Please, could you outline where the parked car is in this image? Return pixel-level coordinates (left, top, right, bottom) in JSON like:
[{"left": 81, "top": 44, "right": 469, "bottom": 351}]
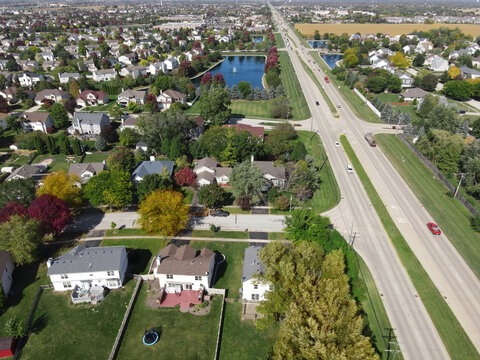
[
  {"left": 346, "top": 164, "right": 354, "bottom": 174},
  {"left": 210, "top": 210, "right": 230, "bottom": 217},
  {"left": 335, "top": 141, "right": 340, "bottom": 147},
  {"left": 427, "top": 222, "right": 441, "bottom": 235},
  {"left": 315, "top": 101, "right": 319, "bottom": 105},
  {"left": 459, "top": 110, "right": 466, "bottom": 114}
]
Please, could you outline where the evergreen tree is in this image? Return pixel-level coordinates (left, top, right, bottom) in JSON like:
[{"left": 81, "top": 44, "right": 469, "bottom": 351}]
[
  {"left": 268, "top": 86, "right": 276, "bottom": 99},
  {"left": 275, "top": 85, "right": 285, "bottom": 97},
  {"left": 229, "top": 85, "right": 240, "bottom": 100},
  {"left": 71, "top": 138, "right": 82, "bottom": 156},
  {"left": 261, "top": 88, "right": 269, "bottom": 100},
  {"left": 45, "top": 136, "right": 56, "bottom": 154},
  {"left": 253, "top": 87, "right": 262, "bottom": 101},
  {"left": 60, "top": 137, "right": 71, "bottom": 155},
  {"left": 169, "top": 139, "right": 181, "bottom": 159},
  {"left": 161, "top": 138, "right": 171, "bottom": 156},
  {"left": 34, "top": 135, "right": 44, "bottom": 154},
  {"left": 381, "top": 103, "right": 394, "bottom": 123},
  {"left": 95, "top": 136, "right": 107, "bottom": 151}
]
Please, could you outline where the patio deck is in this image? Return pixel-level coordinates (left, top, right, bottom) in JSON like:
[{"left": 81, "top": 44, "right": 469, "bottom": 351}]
[{"left": 159, "top": 290, "right": 203, "bottom": 310}]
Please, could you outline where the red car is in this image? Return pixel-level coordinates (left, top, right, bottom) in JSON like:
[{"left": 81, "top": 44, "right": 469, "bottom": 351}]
[{"left": 427, "top": 222, "right": 441, "bottom": 235}]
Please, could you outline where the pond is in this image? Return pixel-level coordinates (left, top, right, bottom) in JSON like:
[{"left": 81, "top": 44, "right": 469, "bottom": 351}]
[
  {"left": 321, "top": 54, "right": 342, "bottom": 69},
  {"left": 193, "top": 55, "right": 265, "bottom": 89},
  {"left": 308, "top": 40, "right": 327, "bottom": 49},
  {"left": 253, "top": 36, "right": 264, "bottom": 43}
]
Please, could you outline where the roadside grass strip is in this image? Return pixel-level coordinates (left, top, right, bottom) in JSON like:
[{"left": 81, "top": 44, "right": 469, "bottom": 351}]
[{"left": 340, "top": 135, "right": 479, "bottom": 360}]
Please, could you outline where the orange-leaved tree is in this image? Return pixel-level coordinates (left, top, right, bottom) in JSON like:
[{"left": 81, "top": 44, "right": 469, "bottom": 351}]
[{"left": 138, "top": 189, "right": 189, "bottom": 236}]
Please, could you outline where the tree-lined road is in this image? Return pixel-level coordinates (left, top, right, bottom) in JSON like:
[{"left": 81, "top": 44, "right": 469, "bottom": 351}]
[{"left": 270, "top": 6, "right": 480, "bottom": 359}]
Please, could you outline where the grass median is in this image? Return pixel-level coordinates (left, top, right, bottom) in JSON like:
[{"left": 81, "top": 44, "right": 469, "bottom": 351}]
[
  {"left": 340, "top": 134, "right": 479, "bottom": 360},
  {"left": 375, "top": 134, "right": 480, "bottom": 278},
  {"left": 310, "top": 51, "right": 381, "bottom": 123},
  {"left": 274, "top": 32, "right": 285, "bottom": 48},
  {"left": 297, "top": 53, "right": 337, "bottom": 114}
]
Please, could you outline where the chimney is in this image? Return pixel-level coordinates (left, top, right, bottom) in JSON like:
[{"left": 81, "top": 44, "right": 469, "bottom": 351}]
[
  {"left": 46, "top": 258, "right": 53, "bottom": 268},
  {"left": 251, "top": 154, "right": 254, "bottom": 162},
  {"left": 150, "top": 155, "right": 155, "bottom": 161}
]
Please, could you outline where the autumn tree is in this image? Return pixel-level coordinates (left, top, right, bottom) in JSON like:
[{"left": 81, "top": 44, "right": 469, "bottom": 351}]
[
  {"left": 174, "top": 167, "right": 196, "bottom": 187},
  {"left": 0, "top": 178, "right": 36, "bottom": 208},
  {"left": 106, "top": 147, "right": 136, "bottom": 173},
  {"left": 197, "top": 183, "right": 226, "bottom": 209},
  {"left": 138, "top": 189, "right": 189, "bottom": 236},
  {"left": 0, "top": 202, "right": 27, "bottom": 223},
  {"left": 230, "top": 161, "right": 267, "bottom": 205},
  {"left": 28, "top": 194, "right": 71, "bottom": 233},
  {"left": 0, "top": 215, "right": 42, "bottom": 265},
  {"left": 389, "top": 51, "right": 411, "bottom": 69},
  {"left": 448, "top": 66, "right": 461, "bottom": 80},
  {"left": 36, "top": 171, "right": 83, "bottom": 208}
]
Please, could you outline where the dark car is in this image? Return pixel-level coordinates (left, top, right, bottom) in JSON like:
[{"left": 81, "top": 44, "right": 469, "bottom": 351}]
[
  {"left": 459, "top": 110, "right": 466, "bottom": 114},
  {"left": 210, "top": 210, "right": 230, "bottom": 217},
  {"left": 427, "top": 222, "right": 441, "bottom": 235},
  {"left": 315, "top": 101, "right": 319, "bottom": 105}
]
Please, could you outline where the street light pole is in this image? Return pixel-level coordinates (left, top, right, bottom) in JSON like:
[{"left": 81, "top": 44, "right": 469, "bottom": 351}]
[{"left": 454, "top": 173, "right": 466, "bottom": 199}]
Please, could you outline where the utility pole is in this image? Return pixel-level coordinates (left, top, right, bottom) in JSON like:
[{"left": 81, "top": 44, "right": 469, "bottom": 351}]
[
  {"left": 454, "top": 173, "right": 466, "bottom": 199},
  {"left": 386, "top": 341, "right": 401, "bottom": 360}
]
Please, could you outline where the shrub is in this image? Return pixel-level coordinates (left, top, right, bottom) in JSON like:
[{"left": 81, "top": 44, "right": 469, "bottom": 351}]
[{"left": 274, "top": 195, "right": 289, "bottom": 211}]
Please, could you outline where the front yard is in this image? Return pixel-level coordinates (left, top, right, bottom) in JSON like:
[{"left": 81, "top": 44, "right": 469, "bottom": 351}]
[{"left": 116, "top": 283, "right": 222, "bottom": 360}]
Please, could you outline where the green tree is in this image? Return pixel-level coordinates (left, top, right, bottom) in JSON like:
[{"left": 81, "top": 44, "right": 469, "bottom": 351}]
[
  {"left": 136, "top": 173, "right": 173, "bottom": 202},
  {"left": 71, "top": 138, "right": 82, "bottom": 155},
  {"left": 197, "top": 183, "right": 226, "bottom": 209},
  {"left": 95, "top": 136, "right": 107, "bottom": 151},
  {"left": 49, "top": 102, "right": 69, "bottom": 129},
  {"left": 83, "top": 170, "right": 133, "bottom": 208},
  {"left": 34, "top": 135, "right": 45, "bottom": 154},
  {"left": 417, "top": 93, "right": 439, "bottom": 119},
  {"left": 45, "top": 136, "right": 56, "bottom": 154},
  {"left": 443, "top": 80, "right": 472, "bottom": 101},
  {"left": 237, "top": 81, "right": 252, "bottom": 98},
  {"left": 60, "top": 136, "right": 71, "bottom": 155},
  {"left": 285, "top": 208, "right": 330, "bottom": 243},
  {"left": 0, "top": 179, "right": 36, "bottom": 207},
  {"left": 199, "top": 87, "right": 231, "bottom": 126},
  {"left": 366, "top": 76, "right": 387, "bottom": 93},
  {"left": 69, "top": 80, "right": 80, "bottom": 99},
  {"left": 155, "top": 75, "right": 174, "bottom": 92},
  {"left": 109, "top": 104, "right": 124, "bottom": 121},
  {"left": 413, "top": 53, "right": 425, "bottom": 67},
  {"left": 421, "top": 73, "right": 438, "bottom": 92},
  {"left": 425, "top": 104, "right": 461, "bottom": 132},
  {"left": 230, "top": 161, "right": 267, "bottom": 205},
  {"left": 417, "top": 129, "right": 464, "bottom": 173},
  {"left": 471, "top": 117, "right": 480, "bottom": 138},
  {"left": 386, "top": 76, "right": 402, "bottom": 93},
  {"left": 119, "top": 128, "right": 139, "bottom": 148},
  {"left": 0, "top": 215, "right": 41, "bottom": 265},
  {"left": 265, "top": 123, "right": 296, "bottom": 158},
  {"left": 106, "top": 147, "right": 136, "bottom": 174}
]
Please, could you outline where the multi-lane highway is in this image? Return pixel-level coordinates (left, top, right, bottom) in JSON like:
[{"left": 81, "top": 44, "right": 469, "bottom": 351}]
[{"left": 270, "top": 5, "right": 480, "bottom": 359}]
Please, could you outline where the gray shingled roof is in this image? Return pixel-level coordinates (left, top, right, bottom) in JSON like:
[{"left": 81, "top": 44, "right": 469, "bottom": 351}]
[
  {"left": 47, "top": 245, "right": 126, "bottom": 275},
  {"left": 241, "top": 246, "right": 265, "bottom": 282},
  {"left": 73, "top": 112, "right": 109, "bottom": 126},
  {"left": 132, "top": 160, "right": 174, "bottom": 180}
]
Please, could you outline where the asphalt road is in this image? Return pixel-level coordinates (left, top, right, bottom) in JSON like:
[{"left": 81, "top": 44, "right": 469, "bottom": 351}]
[{"left": 271, "top": 7, "right": 453, "bottom": 359}]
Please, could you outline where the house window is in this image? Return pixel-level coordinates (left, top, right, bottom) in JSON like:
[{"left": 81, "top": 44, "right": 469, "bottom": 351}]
[
  {"left": 168, "top": 283, "right": 175, "bottom": 288},
  {"left": 253, "top": 284, "right": 258, "bottom": 290},
  {"left": 251, "top": 294, "right": 259, "bottom": 300},
  {"left": 63, "top": 282, "right": 72, "bottom": 289},
  {"left": 185, "top": 284, "right": 192, "bottom": 290},
  {"left": 107, "top": 271, "right": 115, "bottom": 276},
  {"left": 61, "top": 274, "right": 68, "bottom": 279},
  {"left": 107, "top": 280, "right": 118, "bottom": 287},
  {"left": 195, "top": 276, "right": 202, "bottom": 281},
  {"left": 166, "top": 274, "right": 173, "bottom": 279}
]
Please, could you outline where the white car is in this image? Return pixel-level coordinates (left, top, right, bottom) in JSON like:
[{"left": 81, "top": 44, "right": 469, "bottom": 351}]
[
  {"left": 346, "top": 164, "right": 354, "bottom": 174},
  {"left": 335, "top": 141, "right": 340, "bottom": 147},
  {"left": 337, "top": 104, "right": 342, "bottom": 108}
]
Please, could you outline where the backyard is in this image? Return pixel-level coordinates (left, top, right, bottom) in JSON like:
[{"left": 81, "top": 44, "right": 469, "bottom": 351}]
[
  {"left": 116, "top": 283, "right": 222, "bottom": 360},
  {"left": 32, "top": 154, "right": 82, "bottom": 173}
]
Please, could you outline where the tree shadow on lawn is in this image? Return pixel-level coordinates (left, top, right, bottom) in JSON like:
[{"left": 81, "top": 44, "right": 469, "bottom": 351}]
[{"left": 212, "top": 252, "right": 228, "bottom": 295}]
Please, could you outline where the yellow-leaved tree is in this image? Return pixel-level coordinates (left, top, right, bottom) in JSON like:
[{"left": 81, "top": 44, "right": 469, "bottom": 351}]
[
  {"left": 389, "top": 52, "right": 411, "bottom": 69},
  {"left": 138, "top": 189, "right": 189, "bottom": 236},
  {"left": 36, "top": 171, "right": 83, "bottom": 208},
  {"left": 448, "top": 66, "right": 461, "bottom": 80}
]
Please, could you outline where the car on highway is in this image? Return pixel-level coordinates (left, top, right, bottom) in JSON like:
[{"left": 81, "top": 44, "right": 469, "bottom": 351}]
[
  {"left": 315, "top": 101, "right": 319, "bottom": 105},
  {"left": 210, "top": 210, "right": 230, "bottom": 217},
  {"left": 335, "top": 141, "right": 340, "bottom": 147},
  {"left": 346, "top": 164, "right": 354, "bottom": 174},
  {"left": 337, "top": 104, "right": 341, "bottom": 108},
  {"left": 427, "top": 222, "right": 441, "bottom": 235}
]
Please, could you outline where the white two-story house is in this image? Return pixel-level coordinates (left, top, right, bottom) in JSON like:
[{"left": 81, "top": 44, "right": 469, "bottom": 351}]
[
  {"left": 92, "top": 69, "right": 117, "bottom": 82},
  {"left": 153, "top": 244, "right": 216, "bottom": 294},
  {"left": 68, "top": 112, "right": 110, "bottom": 135},
  {"left": 241, "top": 246, "right": 271, "bottom": 301},
  {"left": 46, "top": 245, "right": 128, "bottom": 291}
]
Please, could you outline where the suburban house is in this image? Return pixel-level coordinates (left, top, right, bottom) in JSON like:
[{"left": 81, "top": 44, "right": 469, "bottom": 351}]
[
  {"left": 68, "top": 162, "right": 105, "bottom": 183},
  {"left": 18, "top": 72, "right": 44, "bottom": 87},
  {"left": 5, "top": 164, "right": 47, "bottom": 182},
  {"left": 400, "top": 87, "right": 428, "bottom": 103},
  {"left": 153, "top": 244, "right": 216, "bottom": 293},
  {"left": 119, "top": 116, "right": 139, "bottom": 131},
  {"left": 473, "top": 57, "right": 480, "bottom": 68},
  {"left": 92, "top": 69, "right": 117, "bottom": 82},
  {"left": 148, "top": 61, "right": 166, "bottom": 75},
  {"left": 241, "top": 246, "right": 271, "bottom": 301},
  {"left": 21, "top": 112, "right": 54, "bottom": 133},
  {"left": 164, "top": 56, "right": 179, "bottom": 70},
  {"left": 46, "top": 245, "right": 128, "bottom": 291},
  {"left": 76, "top": 90, "right": 108, "bottom": 107},
  {"left": 460, "top": 66, "right": 480, "bottom": 80},
  {"left": 223, "top": 123, "right": 265, "bottom": 140},
  {"left": 68, "top": 112, "right": 110, "bottom": 135},
  {"left": 34, "top": 89, "right": 70, "bottom": 105},
  {"left": 193, "top": 157, "right": 231, "bottom": 186},
  {"left": 395, "top": 71, "right": 414, "bottom": 88},
  {"left": 117, "top": 89, "right": 147, "bottom": 106},
  {"left": 427, "top": 55, "right": 449, "bottom": 72},
  {"left": 118, "top": 65, "right": 147, "bottom": 78},
  {"left": 0, "top": 250, "right": 15, "bottom": 297},
  {"left": 157, "top": 89, "right": 187, "bottom": 109},
  {"left": 0, "top": 86, "right": 18, "bottom": 103},
  {"left": 131, "top": 160, "right": 175, "bottom": 182},
  {"left": 58, "top": 72, "right": 81, "bottom": 84},
  {"left": 253, "top": 160, "right": 286, "bottom": 189},
  {"left": 118, "top": 53, "right": 137, "bottom": 65}
]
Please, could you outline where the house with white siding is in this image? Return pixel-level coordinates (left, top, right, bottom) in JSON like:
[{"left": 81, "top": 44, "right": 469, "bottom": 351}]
[
  {"left": 241, "top": 246, "right": 271, "bottom": 302},
  {"left": 68, "top": 112, "right": 110, "bottom": 135}
]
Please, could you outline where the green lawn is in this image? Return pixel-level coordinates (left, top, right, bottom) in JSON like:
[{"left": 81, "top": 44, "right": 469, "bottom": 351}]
[
  {"left": 85, "top": 101, "right": 117, "bottom": 112},
  {"left": 33, "top": 154, "right": 81, "bottom": 173},
  {"left": 116, "top": 283, "right": 222, "bottom": 360},
  {"left": 189, "top": 240, "right": 248, "bottom": 297},
  {"left": 219, "top": 302, "right": 279, "bottom": 360},
  {"left": 268, "top": 232, "right": 285, "bottom": 240},
  {"left": 82, "top": 152, "right": 111, "bottom": 163},
  {"left": 340, "top": 135, "right": 479, "bottom": 360},
  {"left": 21, "top": 282, "right": 135, "bottom": 360},
  {"left": 298, "top": 131, "right": 341, "bottom": 213},
  {"left": 0, "top": 152, "right": 30, "bottom": 168},
  {"left": 190, "top": 230, "right": 249, "bottom": 239},
  {"left": 310, "top": 51, "right": 381, "bottom": 123},
  {"left": 222, "top": 206, "right": 251, "bottom": 214},
  {"left": 375, "top": 134, "right": 480, "bottom": 278},
  {"left": 376, "top": 93, "right": 401, "bottom": 103},
  {"left": 231, "top": 100, "right": 274, "bottom": 119},
  {"left": 273, "top": 32, "right": 285, "bottom": 48},
  {"left": 279, "top": 51, "right": 311, "bottom": 120},
  {"left": 297, "top": 54, "right": 337, "bottom": 114},
  {"left": 182, "top": 187, "right": 194, "bottom": 204}
]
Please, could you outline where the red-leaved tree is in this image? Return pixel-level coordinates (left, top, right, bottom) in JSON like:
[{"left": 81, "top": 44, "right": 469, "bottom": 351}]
[
  {"left": 28, "top": 194, "right": 71, "bottom": 233},
  {"left": 0, "top": 202, "right": 27, "bottom": 223},
  {"left": 213, "top": 73, "right": 225, "bottom": 86},
  {"left": 201, "top": 72, "right": 212, "bottom": 85},
  {"left": 174, "top": 167, "right": 197, "bottom": 187}
]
